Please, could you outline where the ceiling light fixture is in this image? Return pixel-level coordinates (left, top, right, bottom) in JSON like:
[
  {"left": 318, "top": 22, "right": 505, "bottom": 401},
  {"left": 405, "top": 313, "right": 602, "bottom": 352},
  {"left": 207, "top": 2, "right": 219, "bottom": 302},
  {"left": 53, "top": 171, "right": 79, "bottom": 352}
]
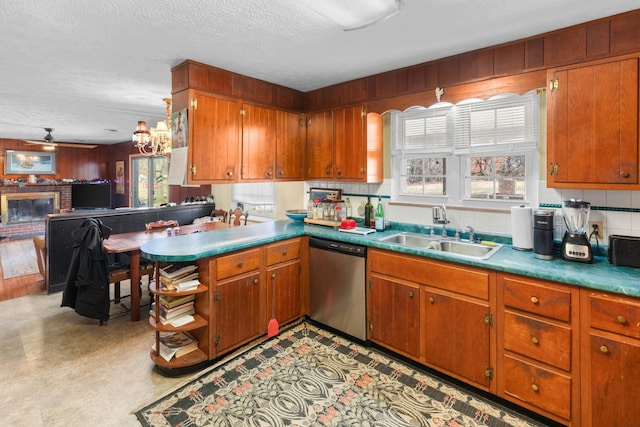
[
  {"left": 133, "top": 98, "right": 172, "bottom": 156},
  {"left": 304, "top": 0, "right": 400, "bottom": 31}
]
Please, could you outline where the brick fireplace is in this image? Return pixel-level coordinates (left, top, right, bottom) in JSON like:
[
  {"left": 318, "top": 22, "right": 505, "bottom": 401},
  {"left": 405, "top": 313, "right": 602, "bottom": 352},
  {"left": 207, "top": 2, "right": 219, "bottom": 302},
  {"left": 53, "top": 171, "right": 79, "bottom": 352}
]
[{"left": 0, "top": 185, "right": 71, "bottom": 240}]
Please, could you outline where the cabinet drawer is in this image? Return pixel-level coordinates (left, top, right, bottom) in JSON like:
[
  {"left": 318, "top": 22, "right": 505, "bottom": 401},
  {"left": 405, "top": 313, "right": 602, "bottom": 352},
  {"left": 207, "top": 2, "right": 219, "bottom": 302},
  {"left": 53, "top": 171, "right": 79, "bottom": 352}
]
[
  {"left": 369, "top": 249, "right": 489, "bottom": 300},
  {"left": 503, "top": 311, "right": 572, "bottom": 371},
  {"left": 502, "top": 275, "right": 571, "bottom": 322},
  {"left": 502, "top": 354, "right": 571, "bottom": 421},
  {"left": 266, "top": 239, "right": 300, "bottom": 266},
  {"left": 589, "top": 293, "right": 640, "bottom": 339},
  {"left": 216, "top": 248, "right": 261, "bottom": 280}
]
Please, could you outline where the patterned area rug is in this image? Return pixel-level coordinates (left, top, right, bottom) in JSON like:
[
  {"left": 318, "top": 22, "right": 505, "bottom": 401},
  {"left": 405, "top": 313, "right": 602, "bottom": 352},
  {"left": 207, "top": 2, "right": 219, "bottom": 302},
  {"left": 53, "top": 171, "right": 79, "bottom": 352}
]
[
  {"left": 0, "top": 239, "right": 39, "bottom": 279},
  {"left": 137, "top": 322, "right": 549, "bottom": 427}
]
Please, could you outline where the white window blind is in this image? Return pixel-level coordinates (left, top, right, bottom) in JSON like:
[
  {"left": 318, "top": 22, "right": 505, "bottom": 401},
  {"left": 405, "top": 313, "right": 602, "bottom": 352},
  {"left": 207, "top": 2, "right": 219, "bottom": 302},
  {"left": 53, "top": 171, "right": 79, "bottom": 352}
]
[
  {"left": 453, "top": 91, "right": 539, "bottom": 154},
  {"left": 391, "top": 104, "right": 453, "bottom": 155}
]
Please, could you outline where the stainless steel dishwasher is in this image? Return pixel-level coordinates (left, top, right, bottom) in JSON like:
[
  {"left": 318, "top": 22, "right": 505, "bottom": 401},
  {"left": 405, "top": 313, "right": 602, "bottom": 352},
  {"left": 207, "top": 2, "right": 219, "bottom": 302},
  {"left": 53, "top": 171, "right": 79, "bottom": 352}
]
[{"left": 309, "top": 237, "right": 366, "bottom": 341}]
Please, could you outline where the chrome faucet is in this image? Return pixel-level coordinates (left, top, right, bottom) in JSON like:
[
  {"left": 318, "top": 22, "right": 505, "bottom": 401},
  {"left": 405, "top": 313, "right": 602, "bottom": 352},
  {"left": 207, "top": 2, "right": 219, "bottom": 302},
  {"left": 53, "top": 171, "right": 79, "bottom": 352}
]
[
  {"left": 432, "top": 204, "right": 450, "bottom": 237},
  {"left": 466, "top": 226, "right": 475, "bottom": 242}
]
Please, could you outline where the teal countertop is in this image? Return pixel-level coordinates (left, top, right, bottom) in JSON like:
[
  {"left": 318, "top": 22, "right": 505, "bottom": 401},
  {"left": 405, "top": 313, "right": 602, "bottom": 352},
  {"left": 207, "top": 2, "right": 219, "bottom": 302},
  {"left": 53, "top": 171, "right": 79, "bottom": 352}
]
[{"left": 141, "top": 220, "right": 640, "bottom": 298}]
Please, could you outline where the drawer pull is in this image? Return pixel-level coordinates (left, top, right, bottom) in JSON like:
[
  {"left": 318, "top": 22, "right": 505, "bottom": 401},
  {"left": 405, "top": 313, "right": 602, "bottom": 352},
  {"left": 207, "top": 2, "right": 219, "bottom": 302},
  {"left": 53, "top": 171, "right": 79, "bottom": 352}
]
[
  {"left": 237, "top": 262, "right": 244, "bottom": 268},
  {"left": 616, "top": 315, "right": 627, "bottom": 324},
  {"left": 530, "top": 296, "right": 539, "bottom": 304},
  {"left": 429, "top": 296, "right": 434, "bottom": 304},
  {"left": 271, "top": 273, "right": 276, "bottom": 279},
  {"left": 253, "top": 278, "right": 259, "bottom": 285},
  {"left": 600, "top": 345, "right": 609, "bottom": 354},
  {"left": 281, "top": 250, "right": 288, "bottom": 256},
  {"left": 531, "top": 336, "right": 539, "bottom": 345},
  {"left": 408, "top": 291, "right": 414, "bottom": 298},
  {"left": 531, "top": 384, "right": 539, "bottom": 392}
]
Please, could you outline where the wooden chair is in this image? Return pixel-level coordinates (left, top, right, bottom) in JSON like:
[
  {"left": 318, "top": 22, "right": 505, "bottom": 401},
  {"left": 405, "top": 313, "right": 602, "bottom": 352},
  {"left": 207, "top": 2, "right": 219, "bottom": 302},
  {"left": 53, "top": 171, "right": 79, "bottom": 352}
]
[
  {"left": 210, "top": 209, "right": 228, "bottom": 223},
  {"left": 33, "top": 236, "right": 46, "bottom": 279},
  {"left": 145, "top": 219, "right": 179, "bottom": 233},
  {"left": 229, "top": 208, "right": 249, "bottom": 226}
]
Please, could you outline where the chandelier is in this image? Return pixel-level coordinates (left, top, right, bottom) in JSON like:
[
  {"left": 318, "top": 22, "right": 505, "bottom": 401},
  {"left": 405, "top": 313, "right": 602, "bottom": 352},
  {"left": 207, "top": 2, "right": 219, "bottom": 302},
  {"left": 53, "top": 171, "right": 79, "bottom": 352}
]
[{"left": 133, "top": 98, "right": 172, "bottom": 156}]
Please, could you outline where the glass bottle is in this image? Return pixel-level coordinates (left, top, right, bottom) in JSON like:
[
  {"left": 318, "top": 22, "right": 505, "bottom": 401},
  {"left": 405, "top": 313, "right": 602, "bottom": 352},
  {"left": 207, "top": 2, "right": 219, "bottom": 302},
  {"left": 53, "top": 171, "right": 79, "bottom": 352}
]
[
  {"left": 364, "top": 197, "right": 373, "bottom": 228},
  {"left": 307, "top": 195, "right": 314, "bottom": 219},
  {"left": 375, "top": 196, "right": 385, "bottom": 231},
  {"left": 345, "top": 197, "right": 353, "bottom": 219}
]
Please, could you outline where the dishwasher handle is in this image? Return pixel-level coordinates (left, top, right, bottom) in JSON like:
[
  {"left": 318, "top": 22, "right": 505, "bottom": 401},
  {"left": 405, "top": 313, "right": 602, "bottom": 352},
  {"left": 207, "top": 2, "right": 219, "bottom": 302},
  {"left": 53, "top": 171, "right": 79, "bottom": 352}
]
[{"left": 309, "top": 237, "right": 366, "bottom": 257}]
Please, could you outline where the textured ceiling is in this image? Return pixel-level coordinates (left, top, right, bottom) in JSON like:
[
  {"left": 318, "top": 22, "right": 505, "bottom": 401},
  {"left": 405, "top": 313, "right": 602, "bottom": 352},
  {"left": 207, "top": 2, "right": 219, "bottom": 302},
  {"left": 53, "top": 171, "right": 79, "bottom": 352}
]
[{"left": 1, "top": 0, "right": 639, "bottom": 145}]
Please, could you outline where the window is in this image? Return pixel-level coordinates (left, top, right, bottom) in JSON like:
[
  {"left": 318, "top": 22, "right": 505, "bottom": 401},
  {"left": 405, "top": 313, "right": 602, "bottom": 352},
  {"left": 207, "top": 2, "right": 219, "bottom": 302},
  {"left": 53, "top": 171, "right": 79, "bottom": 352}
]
[
  {"left": 391, "top": 90, "right": 541, "bottom": 206},
  {"left": 130, "top": 155, "right": 169, "bottom": 208},
  {"left": 231, "top": 182, "right": 275, "bottom": 219}
]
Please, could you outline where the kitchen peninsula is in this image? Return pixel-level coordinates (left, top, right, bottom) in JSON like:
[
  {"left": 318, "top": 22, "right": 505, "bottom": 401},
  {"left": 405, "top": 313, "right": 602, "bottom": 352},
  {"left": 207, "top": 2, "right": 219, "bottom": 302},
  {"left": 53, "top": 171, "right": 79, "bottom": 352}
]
[{"left": 141, "top": 220, "right": 640, "bottom": 427}]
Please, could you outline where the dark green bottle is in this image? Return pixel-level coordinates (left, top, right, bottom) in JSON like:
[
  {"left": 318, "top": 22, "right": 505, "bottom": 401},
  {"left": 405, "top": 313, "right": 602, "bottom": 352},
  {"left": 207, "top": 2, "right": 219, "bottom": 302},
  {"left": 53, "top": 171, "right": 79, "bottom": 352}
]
[{"left": 364, "top": 197, "right": 373, "bottom": 228}]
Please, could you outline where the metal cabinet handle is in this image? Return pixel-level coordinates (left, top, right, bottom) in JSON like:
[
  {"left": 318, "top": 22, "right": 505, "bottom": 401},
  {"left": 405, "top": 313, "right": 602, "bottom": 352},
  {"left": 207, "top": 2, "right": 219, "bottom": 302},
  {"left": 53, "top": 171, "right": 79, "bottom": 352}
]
[
  {"left": 237, "top": 262, "right": 243, "bottom": 268},
  {"left": 620, "top": 171, "right": 630, "bottom": 179},
  {"left": 600, "top": 345, "right": 609, "bottom": 354},
  {"left": 408, "top": 291, "right": 414, "bottom": 298},
  {"left": 227, "top": 171, "right": 234, "bottom": 177},
  {"left": 530, "top": 296, "right": 539, "bottom": 304},
  {"left": 531, "top": 384, "right": 539, "bottom": 392},
  {"left": 428, "top": 296, "right": 434, "bottom": 303},
  {"left": 253, "top": 278, "right": 258, "bottom": 285},
  {"left": 531, "top": 336, "right": 539, "bottom": 345},
  {"left": 271, "top": 273, "right": 276, "bottom": 279},
  {"left": 281, "top": 250, "right": 288, "bottom": 256},
  {"left": 616, "top": 315, "right": 627, "bottom": 324}
]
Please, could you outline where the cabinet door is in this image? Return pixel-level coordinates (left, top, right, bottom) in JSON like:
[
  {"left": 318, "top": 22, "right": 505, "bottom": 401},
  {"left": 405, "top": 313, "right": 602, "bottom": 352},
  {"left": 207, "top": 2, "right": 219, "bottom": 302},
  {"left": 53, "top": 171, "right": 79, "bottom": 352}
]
[
  {"left": 241, "top": 104, "right": 277, "bottom": 180},
  {"left": 583, "top": 332, "right": 640, "bottom": 427},
  {"left": 334, "top": 105, "right": 365, "bottom": 180},
  {"left": 423, "top": 288, "right": 491, "bottom": 389},
  {"left": 305, "top": 110, "right": 334, "bottom": 179},
  {"left": 548, "top": 58, "right": 638, "bottom": 187},
  {"left": 268, "top": 260, "right": 301, "bottom": 326},
  {"left": 368, "top": 274, "right": 421, "bottom": 358},
  {"left": 190, "top": 92, "right": 241, "bottom": 182},
  {"left": 213, "top": 272, "right": 262, "bottom": 355},
  {"left": 276, "top": 111, "right": 305, "bottom": 180}
]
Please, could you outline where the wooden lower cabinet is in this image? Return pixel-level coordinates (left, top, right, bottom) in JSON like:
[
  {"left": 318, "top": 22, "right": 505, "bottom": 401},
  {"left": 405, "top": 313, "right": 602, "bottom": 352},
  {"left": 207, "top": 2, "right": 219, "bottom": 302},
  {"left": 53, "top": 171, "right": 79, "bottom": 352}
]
[
  {"left": 580, "top": 290, "right": 640, "bottom": 427},
  {"left": 368, "top": 274, "right": 421, "bottom": 358},
  {"left": 497, "top": 274, "right": 579, "bottom": 426},
  {"left": 422, "top": 287, "right": 491, "bottom": 390},
  {"left": 368, "top": 249, "right": 494, "bottom": 391}
]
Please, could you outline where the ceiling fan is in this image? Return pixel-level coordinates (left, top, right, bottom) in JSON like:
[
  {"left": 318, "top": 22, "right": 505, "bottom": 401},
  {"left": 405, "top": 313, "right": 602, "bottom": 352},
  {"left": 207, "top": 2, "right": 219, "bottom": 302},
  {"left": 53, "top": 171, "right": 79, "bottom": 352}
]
[{"left": 25, "top": 128, "right": 97, "bottom": 149}]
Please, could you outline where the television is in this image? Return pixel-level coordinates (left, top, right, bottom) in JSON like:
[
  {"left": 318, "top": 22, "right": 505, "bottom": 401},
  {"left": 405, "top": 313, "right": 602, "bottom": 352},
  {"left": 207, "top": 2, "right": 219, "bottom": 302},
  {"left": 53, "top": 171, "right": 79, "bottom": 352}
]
[{"left": 71, "top": 182, "right": 112, "bottom": 210}]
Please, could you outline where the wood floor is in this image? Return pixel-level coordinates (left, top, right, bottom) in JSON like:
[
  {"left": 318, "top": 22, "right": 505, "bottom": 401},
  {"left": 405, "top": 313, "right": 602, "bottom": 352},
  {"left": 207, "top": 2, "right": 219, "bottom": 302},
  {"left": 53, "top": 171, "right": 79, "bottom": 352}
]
[{"left": 0, "top": 239, "right": 46, "bottom": 301}]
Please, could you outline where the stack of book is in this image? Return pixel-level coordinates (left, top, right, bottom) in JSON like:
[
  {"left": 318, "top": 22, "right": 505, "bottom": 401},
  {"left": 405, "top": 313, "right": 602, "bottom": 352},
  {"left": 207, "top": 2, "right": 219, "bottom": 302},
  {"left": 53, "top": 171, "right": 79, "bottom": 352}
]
[
  {"left": 153, "top": 331, "right": 199, "bottom": 362},
  {"left": 151, "top": 293, "right": 196, "bottom": 325},
  {"left": 159, "top": 264, "right": 200, "bottom": 291}
]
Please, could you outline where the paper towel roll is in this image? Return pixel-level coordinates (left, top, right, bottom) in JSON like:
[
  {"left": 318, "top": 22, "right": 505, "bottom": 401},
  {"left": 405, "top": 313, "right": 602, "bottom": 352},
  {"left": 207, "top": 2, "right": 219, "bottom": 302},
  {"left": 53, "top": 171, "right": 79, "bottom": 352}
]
[{"left": 511, "top": 206, "right": 533, "bottom": 250}]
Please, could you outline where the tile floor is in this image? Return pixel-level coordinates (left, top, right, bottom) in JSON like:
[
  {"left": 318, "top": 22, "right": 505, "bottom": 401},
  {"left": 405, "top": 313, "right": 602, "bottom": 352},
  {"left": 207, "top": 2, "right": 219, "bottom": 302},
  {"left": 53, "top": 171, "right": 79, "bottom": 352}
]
[{"left": 0, "top": 281, "right": 188, "bottom": 426}]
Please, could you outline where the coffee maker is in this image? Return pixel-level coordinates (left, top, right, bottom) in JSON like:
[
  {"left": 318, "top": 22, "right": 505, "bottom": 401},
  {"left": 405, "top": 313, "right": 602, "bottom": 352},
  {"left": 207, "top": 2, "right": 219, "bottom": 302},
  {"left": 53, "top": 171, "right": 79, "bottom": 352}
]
[{"left": 561, "top": 199, "right": 593, "bottom": 263}]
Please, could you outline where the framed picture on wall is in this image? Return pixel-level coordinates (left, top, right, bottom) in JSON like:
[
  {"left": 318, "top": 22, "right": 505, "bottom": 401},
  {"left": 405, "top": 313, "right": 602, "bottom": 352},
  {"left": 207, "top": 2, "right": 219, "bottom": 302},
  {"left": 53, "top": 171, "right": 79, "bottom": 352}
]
[
  {"left": 115, "top": 160, "right": 125, "bottom": 194},
  {"left": 5, "top": 150, "right": 56, "bottom": 174},
  {"left": 171, "top": 108, "right": 187, "bottom": 148}
]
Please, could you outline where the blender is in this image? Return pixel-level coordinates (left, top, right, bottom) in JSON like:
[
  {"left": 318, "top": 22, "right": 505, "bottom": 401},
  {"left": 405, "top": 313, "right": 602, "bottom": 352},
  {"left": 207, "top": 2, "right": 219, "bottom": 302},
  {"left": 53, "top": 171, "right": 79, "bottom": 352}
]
[{"left": 561, "top": 199, "right": 593, "bottom": 263}]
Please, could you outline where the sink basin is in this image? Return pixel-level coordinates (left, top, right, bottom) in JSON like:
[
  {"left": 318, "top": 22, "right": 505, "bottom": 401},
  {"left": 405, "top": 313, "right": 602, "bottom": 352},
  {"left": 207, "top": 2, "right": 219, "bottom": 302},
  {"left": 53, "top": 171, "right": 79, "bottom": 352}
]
[
  {"left": 377, "top": 232, "right": 502, "bottom": 259},
  {"left": 377, "top": 232, "right": 439, "bottom": 248},
  {"left": 439, "top": 241, "right": 501, "bottom": 259}
]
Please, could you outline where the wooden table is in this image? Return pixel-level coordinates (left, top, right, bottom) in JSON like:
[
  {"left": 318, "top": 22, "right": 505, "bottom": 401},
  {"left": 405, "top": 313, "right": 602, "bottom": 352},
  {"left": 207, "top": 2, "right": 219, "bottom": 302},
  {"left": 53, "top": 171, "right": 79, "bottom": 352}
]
[{"left": 103, "top": 220, "right": 229, "bottom": 321}]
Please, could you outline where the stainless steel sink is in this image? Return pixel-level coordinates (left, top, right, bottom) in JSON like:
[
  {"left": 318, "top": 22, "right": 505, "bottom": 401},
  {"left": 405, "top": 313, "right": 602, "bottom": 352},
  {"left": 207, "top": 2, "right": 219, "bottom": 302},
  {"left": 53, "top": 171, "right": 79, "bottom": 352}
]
[
  {"left": 377, "top": 232, "right": 440, "bottom": 248},
  {"left": 377, "top": 232, "right": 502, "bottom": 259},
  {"left": 439, "top": 241, "right": 500, "bottom": 259}
]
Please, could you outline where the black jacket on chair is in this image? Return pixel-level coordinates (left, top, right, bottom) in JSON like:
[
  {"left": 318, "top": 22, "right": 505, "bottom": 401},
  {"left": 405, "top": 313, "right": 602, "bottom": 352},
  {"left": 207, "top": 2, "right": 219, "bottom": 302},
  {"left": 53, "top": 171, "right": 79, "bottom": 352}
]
[{"left": 61, "top": 218, "right": 112, "bottom": 322}]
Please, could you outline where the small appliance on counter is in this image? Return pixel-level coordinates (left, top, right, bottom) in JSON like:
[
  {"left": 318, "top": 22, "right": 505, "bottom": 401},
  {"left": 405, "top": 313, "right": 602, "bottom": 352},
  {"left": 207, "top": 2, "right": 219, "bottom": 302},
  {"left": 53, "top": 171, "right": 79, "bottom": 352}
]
[
  {"left": 608, "top": 235, "right": 640, "bottom": 268},
  {"left": 533, "top": 209, "right": 554, "bottom": 260},
  {"left": 561, "top": 199, "right": 593, "bottom": 263},
  {"left": 511, "top": 205, "right": 533, "bottom": 251}
]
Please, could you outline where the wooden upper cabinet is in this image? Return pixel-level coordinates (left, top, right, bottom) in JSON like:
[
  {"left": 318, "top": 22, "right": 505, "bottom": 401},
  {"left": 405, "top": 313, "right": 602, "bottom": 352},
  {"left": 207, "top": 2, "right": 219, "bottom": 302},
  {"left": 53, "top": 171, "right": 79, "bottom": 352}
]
[
  {"left": 188, "top": 91, "right": 241, "bottom": 183},
  {"left": 240, "top": 104, "right": 305, "bottom": 181},
  {"left": 276, "top": 110, "right": 305, "bottom": 180},
  {"left": 334, "top": 105, "right": 365, "bottom": 180},
  {"left": 305, "top": 110, "right": 334, "bottom": 180},
  {"left": 305, "top": 106, "right": 383, "bottom": 183},
  {"left": 241, "top": 104, "right": 277, "bottom": 180},
  {"left": 547, "top": 56, "right": 639, "bottom": 189}
]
